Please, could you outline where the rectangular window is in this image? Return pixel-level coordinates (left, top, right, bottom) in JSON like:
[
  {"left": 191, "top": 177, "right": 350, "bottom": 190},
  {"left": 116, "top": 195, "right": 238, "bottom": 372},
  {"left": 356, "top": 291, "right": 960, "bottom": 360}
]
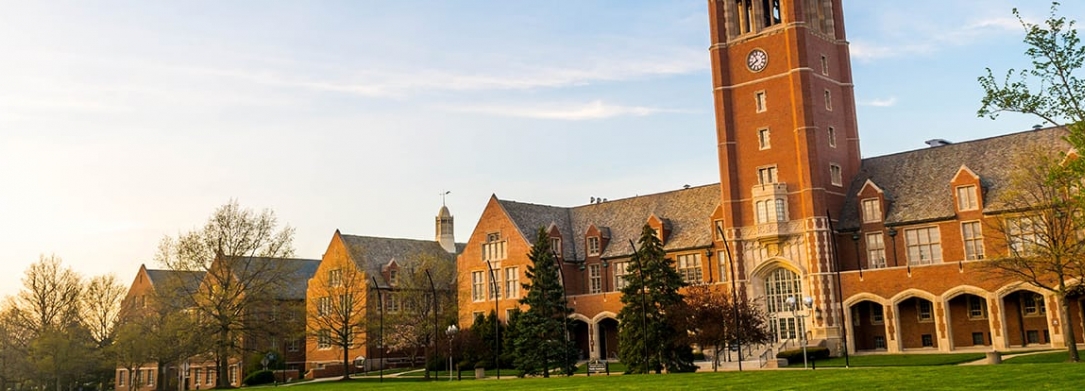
[
  {"left": 504, "top": 267, "right": 519, "bottom": 299},
  {"left": 388, "top": 270, "right": 398, "bottom": 286},
  {"left": 905, "top": 227, "right": 942, "bottom": 265},
  {"left": 589, "top": 264, "right": 602, "bottom": 294},
  {"left": 830, "top": 164, "right": 842, "bottom": 186},
  {"left": 758, "top": 128, "right": 771, "bottom": 150},
  {"left": 972, "top": 332, "right": 985, "bottom": 345},
  {"left": 871, "top": 304, "right": 884, "bottom": 324},
  {"left": 714, "top": 220, "right": 725, "bottom": 241},
  {"left": 874, "top": 336, "right": 887, "bottom": 349},
  {"left": 194, "top": 369, "right": 202, "bottom": 386},
  {"left": 483, "top": 233, "right": 507, "bottom": 261},
  {"left": 471, "top": 271, "right": 485, "bottom": 302},
  {"left": 825, "top": 89, "right": 833, "bottom": 111},
  {"left": 1008, "top": 216, "right": 1041, "bottom": 256},
  {"left": 820, "top": 55, "right": 829, "bottom": 75},
  {"left": 1024, "top": 293, "right": 1047, "bottom": 316},
  {"left": 755, "top": 91, "right": 767, "bottom": 112},
  {"left": 968, "top": 296, "right": 987, "bottom": 319},
  {"left": 1027, "top": 330, "right": 1040, "bottom": 344},
  {"left": 614, "top": 261, "right": 629, "bottom": 290},
  {"left": 488, "top": 271, "right": 502, "bottom": 300},
  {"left": 828, "top": 126, "right": 837, "bottom": 148},
  {"left": 207, "top": 370, "right": 214, "bottom": 386},
  {"left": 921, "top": 334, "right": 934, "bottom": 347},
  {"left": 328, "top": 269, "right": 342, "bottom": 287},
  {"left": 384, "top": 294, "right": 400, "bottom": 313},
  {"left": 868, "top": 232, "right": 885, "bottom": 269},
  {"left": 758, "top": 166, "right": 778, "bottom": 185},
  {"left": 118, "top": 370, "right": 125, "bottom": 386},
  {"left": 676, "top": 253, "right": 703, "bottom": 284},
  {"left": 861, "top": 198, "right": 881, "bottom": 223},
  {"left": 755, "top": 199, "right": 785, "bottom": 224},
  {"left": 288, "top": 339, "right": 300, "bottom": 352},
  {"left": 229, "top": 366, "right": 238, "bottom": 386},
  {"left": 918, "top": 300, "right": 933, "bottom": 322},
  {"left": 550, "top": 237, "right": 562, "bottom": 255},
  {"left": 588, "top": 237, "right": 601, "bottom": 256},
  {"left": 317, "top": 296, "right": 331, "bottom": 317},
  {"left": 956, "top": 185, "right": 978, "bottom": 211},
  {"left": 962, "top": 221, "right": 985, "bottom": 260}
]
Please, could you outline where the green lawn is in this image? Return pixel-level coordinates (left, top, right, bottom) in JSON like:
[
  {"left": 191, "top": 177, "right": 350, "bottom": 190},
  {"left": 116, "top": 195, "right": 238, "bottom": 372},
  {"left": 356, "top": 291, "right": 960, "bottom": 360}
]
[
  {"left": 785, "top": 352, "right": 986, "bottom": 367},
  {"left": 1004, "top": 351, "right": 1070, "bottom": 364},
  {"left": 286, "top": 364, "right": 1085, "bottom": 390}
]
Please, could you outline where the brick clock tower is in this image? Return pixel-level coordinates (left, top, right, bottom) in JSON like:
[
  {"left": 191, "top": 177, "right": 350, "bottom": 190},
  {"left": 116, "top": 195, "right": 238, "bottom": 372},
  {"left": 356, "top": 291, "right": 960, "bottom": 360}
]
[{"left": 708, "top": 0, "right": 860, "bottom": 353}]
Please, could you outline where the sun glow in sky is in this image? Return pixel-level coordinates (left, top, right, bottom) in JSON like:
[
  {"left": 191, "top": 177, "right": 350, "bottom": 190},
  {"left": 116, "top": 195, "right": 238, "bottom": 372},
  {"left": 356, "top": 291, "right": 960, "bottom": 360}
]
[{"left": 1, "top": 0, "right": 1080, "bottom": 298}]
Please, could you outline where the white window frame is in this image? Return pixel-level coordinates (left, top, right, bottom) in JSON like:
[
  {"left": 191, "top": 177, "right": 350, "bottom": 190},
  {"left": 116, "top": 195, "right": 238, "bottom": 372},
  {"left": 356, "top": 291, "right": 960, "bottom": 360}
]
[
  {"left": 968, "top": 296, "right": 987, "bottom": 319},
  {"left": 589, "top": 264, "right": 602, "bottom": 294},
  {"left": 866, "top": 233, "right": 886, "bottom": 269},
  {"left": 550, "top": 237, "right": 562, "bottom": 255},
  {"left": 871, "top": 304, "right": 885, "bottom": 324},
  {"left": 488, "top": 270, "right": 502, "bottom": 300},
  {"left": 504, "top": 267, "right": 519, "bottom": 299},
  {"left": 614, "top": 261, "right": 629, "bottom": 290},
  {"left": 861, "top": 198, "right": 881, "bottom": 223},
  {"left": 917, "top": 300, "right": 933, "bottom": 322},
  {"left": 758, "top": 128, "right": 771, "bottom": 150},
  {"left": 829, "top": 163, "right": 842, "bottom": 186},
  {"left": 957, "top": 185, "right": 979, "bottom": 211},
  {"left": 758, "top": 166, "right": 778, "bottom": 185},
  {"left": 471, "top": 271, "right": 485, "bottom": 302},
  {"left": 905, "top": 226, "right": 942, "bottom": 265},
  {"left": 328, "top": 268, "right": 342, "bottom": 287},
  {"left": 318, "top": 329, "right": 331, "bottom": 349},
  {"left": 961, "top": 221, "right": 984, "bottom": 260},
  {"left": 587, "top": 236, "right": 601, "bottom": 256},
  {"left": 1007, "top": 216, "right": 1041, "bottom": 256},
  {"left": 676, "top": 253, "right": 703, "bottom": 284},
  {"left": 483, "top": 233, "right": 507, "bottom": 261}
]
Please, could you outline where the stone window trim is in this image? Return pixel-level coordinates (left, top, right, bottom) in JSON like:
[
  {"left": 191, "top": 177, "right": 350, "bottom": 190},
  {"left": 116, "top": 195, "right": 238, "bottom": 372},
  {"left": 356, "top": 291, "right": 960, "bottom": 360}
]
[
  {"left": 758, "top": 128, "right": 771, "bottom": 150},
  {"left": 961, "top": 220, "right": 985, "bottom": 261},
  {"left": 956, "top": 185, "right": 979, "bottom": 211},
  {"left": 967, "top": 295, "right": 987, "bottom": 320},
  {"left": 870, "top": 303, "right": 885, "bottom": 325},
  {"left": 757, "top": 165, "right": 778, "bottom": 185},
  {"left": 824, "top": 89, "right": 833, "bottom": 111},
  {"left": 865, "top": 232, "right": 886, "bottom": 269},
  {"left": 861, "top": 198, "right": 882, "bottom": 224},
  {"left": 917, "top": 300, "right": 934, "bottom": 323},
  {"left": 905, "top": 226, "right": 943, "bottom": 265},
  {"left": 755, "top": 90, "right": 767, "bottom": 113},
  {"left": 828, "top": 126, "right": 837, "bottom": 148},
  {"left": 829, "top": 163, "right": 843, "bottom": 187},
  {"left": 587, "top": 236, "right": 602, "bottom": 256}
]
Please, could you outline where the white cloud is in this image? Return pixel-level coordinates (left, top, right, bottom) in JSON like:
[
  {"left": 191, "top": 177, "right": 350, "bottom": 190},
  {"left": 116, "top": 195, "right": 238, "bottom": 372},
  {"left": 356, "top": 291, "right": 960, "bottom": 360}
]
[
  {"left": 859, "top": 97, "right": 897, "bottom": 107},
  {"left": 442, "top": 100, "right": 690, "bottom": 120},
  {"left": 850, "top": 15, "right": 1023, "bottom": 62}
]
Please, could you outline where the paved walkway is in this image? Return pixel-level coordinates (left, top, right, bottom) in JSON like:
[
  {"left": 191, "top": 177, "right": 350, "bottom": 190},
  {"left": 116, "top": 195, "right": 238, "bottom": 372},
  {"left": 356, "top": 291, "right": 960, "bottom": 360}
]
[{"left": 959, "top": 350, "right": 1058, "bottom": 365}]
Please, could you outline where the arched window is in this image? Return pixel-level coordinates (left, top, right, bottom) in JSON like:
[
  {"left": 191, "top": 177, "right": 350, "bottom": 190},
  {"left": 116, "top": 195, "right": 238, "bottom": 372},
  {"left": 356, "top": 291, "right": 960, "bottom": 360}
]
[{"left": 765, "top": 268, "right": 803, "bottom": 340}]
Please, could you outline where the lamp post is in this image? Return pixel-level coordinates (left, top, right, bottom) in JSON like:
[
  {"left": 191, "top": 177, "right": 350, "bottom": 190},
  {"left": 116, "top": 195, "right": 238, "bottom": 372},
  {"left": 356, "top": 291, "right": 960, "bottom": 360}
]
[
  {"left": 484, "top": 259, "right": 500, "bottom": 379},
  {"left": 445, "top": 325, "right": 458, "bottom": 381},
  {"left": 786, "top": 296, "right": 814, "bottom": 369}
]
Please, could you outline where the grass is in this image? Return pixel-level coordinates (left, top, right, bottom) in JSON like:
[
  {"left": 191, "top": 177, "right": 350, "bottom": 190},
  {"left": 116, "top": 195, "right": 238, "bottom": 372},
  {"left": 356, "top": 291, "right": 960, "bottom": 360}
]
[
  {"left": 1004, "top": 351, "right": 1070, "bottom": 364},
  {"left": 285, "top": 364, "right": 1085, "bottom": 390},
  {"left": 785, "top": 352, "right": 986, "bottom": 367}
]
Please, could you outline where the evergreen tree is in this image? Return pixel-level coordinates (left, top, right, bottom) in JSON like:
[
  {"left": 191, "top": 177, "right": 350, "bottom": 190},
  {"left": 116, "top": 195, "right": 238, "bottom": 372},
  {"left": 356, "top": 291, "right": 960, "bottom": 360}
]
[
  {"left": 617, "top": 224, "right": 696, "bottom": 374},
  {"left": 512, "top": 228, "right": 577, "bottom": 377}
]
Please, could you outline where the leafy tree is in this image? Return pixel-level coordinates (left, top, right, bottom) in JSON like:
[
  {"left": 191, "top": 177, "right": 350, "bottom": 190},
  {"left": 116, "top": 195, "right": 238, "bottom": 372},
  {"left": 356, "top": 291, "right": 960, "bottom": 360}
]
[
  {"left": 511, "top": 228, "right": 577, "bottom": 377},
  {"left": 0, "top": 302, "right": 31, "bottom": 391},
  {"left": 155, "top": 200, "right": 297, "bottom": 387},
  {"left": 617, "top": 225, "right": 695, "bottom": 374},
  {"left": 985, "top": 146, "right": 1085, "bottom": 362},
  {"left": 466, "top": 311, "right": 504, "bottom": 369}
]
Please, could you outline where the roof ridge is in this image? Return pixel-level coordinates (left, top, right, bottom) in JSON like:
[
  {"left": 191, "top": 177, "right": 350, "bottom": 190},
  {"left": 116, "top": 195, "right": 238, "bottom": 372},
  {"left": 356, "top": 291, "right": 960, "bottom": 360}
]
[
  {"left": 496, "top": 182, "right": 720, "bottom": 210},
  {"left": 863, "top": 126, "right": 1066, "bottom": 161}
]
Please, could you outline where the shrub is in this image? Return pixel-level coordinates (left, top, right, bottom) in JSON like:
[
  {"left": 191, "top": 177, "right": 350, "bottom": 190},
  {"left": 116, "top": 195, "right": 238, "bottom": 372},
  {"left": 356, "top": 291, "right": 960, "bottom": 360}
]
[
  {"left": 692, "top": 352, "right": 706, "bottom": 361},
  {"left": 776, "top": 346, "right": 830, "bottom": 363},
  {"left": 243, "top": 370, "right": 275, "bottom": 386}
]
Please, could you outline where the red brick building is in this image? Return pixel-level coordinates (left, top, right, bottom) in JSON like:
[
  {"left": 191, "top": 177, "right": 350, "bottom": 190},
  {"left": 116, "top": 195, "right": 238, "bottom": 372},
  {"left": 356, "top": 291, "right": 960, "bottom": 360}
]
[{"left": 456, "top": 0, "right": 1085, "bottom": 361}]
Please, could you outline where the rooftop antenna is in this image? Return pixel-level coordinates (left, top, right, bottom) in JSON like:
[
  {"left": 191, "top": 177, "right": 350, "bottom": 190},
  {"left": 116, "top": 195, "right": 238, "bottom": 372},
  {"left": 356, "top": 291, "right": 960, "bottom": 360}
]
[{"left": 440, "top": 191, "right": 451, "bottom": 206}]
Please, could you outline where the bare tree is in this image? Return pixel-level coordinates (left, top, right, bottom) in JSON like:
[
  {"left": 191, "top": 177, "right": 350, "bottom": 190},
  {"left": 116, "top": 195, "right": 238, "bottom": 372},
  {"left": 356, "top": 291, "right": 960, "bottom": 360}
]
[
  {"left": 155, "top": 200, "right": 296, "bottom": 388},
  {"left": 0, "top": 301, "right": 31, "bottom": 391},
  {"left": 15, "top": 255, "right": 82, "bottom": 334},
  {"left": 385, "top": 253, "right": 457, "bottom": 378},
  {"left": 82, "top": 274, "right": 126, "bottom": 348},
  {"left": 986, "top": 145, "right": 1085, "bottom": 362},
  {"left": 306, "top": 263, "right": 368, "bottom": 380}
]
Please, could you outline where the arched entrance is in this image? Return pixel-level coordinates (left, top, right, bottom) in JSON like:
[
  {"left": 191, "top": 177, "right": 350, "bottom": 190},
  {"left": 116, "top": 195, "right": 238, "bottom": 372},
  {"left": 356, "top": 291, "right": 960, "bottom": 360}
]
[
  {"left": 597, "top": 317, "right": 619, "bottom": 360},
  {"left": 849, "top": 300, "right": 888, "bottom": 351},
  {"left": 569, "top": 319, "right": 590, "bottom": 360},
  {"left": 1002, "top": 290, "right": 1050, "bottom": 347},
  {"left": 764, "top": 268, "right": 803, "bottom": 342},
  {"left": 897, "top": 297, "right": 938, "bottom": 349},
  {"left": 946, "top": 293, "right": 991, "bottom": 348}
]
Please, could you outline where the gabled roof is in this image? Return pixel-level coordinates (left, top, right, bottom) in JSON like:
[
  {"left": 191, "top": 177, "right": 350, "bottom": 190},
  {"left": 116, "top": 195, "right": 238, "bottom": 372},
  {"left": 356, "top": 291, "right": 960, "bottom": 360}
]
[
  {"left": 145, "top": 268, "right": 206, "bottom": 294},
  {"left": 339, "top": 234, "right": 458, "bottom": 289},
  {"left": 496, "top": 183, "right": 720, "bottom": 260},
  {"left": 838, "top": 127, "right": 1070, "bottom": 229},
  {"left": 217, "top": 256, "right": 321, "bottom": 300}
]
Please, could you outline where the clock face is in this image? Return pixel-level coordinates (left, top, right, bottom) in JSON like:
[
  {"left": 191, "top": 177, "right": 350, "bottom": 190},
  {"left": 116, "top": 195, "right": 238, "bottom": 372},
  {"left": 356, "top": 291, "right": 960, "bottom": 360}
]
[{"left": 747, "top": 49, "right": 768, "bottom": 72}]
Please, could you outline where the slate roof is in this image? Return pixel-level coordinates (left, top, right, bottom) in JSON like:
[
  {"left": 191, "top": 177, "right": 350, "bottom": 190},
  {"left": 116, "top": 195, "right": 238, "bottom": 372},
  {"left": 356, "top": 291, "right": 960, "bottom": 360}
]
[
  {"left": 339, "top": 234, "right": 459, "bottom": 289},
  {"left": 496, "top": 183, "right": 721, "bottom": 261},
  {"left": 145, "top": 268, "right": 206, "bottom": 294},
  {"left": 838, "top": 127, "right": 1071, "bottom": 230},
  {"left": 218, "top": 256, "right": 321, "bottom": 300}
]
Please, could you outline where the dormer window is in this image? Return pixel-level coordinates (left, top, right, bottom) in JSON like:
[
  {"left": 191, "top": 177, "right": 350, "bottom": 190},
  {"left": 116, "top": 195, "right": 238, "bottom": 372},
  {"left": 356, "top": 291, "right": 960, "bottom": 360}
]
[
  {"left": 388, "top": 270, "right": 398, "bottom": 286},
  {"left": 587, "top": 236, "right": 601, "bottom": 256},
  {"left": 550, "top": 237, "right": 562, "bottom": 255},
  {"left": 956, "top": 185, "right": 978, "bottom": 211},
  {"left": 861, "top": 198, "right": 881, "bottom": 223}
]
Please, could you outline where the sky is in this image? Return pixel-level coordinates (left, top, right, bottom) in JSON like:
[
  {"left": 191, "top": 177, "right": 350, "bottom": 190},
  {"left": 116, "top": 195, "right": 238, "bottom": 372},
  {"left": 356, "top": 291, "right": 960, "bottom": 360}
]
[{"left": 1, "top": 0, "right": 1081, "bottom": 299}]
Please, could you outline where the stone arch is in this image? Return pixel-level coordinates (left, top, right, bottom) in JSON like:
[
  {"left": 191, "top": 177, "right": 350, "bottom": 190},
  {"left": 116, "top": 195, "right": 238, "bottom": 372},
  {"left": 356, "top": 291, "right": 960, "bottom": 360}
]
[
  {"left": 844, "top": 292, "right": 890, "bottom": 308},
  {"left": 943, "top": 285, "right": 991, "bottom": 301},
  {"left": 569, "top": 313, "right": 592, "bottom": 324},
  {"left": 749, "top": 257, "right": 805, "bottom": 279},
  {"left": 591, "top": 311, "right": 618, "bottom": 324},
  {"left": 890, "top": 288, "right": 938, "bottom": 305},
  {"left": 995, "top": 282, "right": 1047, "bottom": 299}
]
